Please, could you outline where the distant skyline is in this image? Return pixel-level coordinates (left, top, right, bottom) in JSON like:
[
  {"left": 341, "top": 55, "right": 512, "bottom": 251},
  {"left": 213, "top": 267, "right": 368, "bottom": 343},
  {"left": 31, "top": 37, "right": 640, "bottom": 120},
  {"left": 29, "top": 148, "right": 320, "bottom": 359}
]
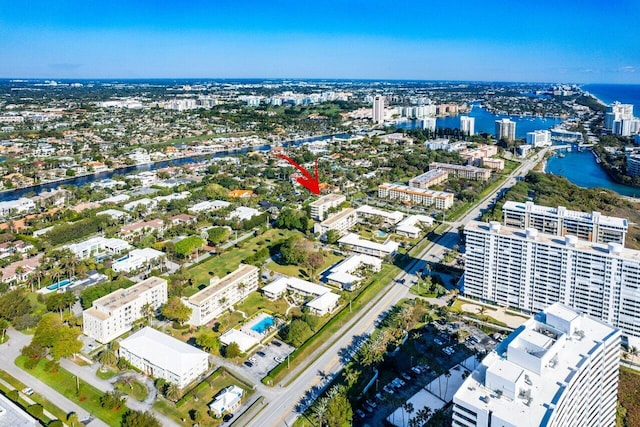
[{"left": 1, "top": 0, "right": 639, "bottom": 83}]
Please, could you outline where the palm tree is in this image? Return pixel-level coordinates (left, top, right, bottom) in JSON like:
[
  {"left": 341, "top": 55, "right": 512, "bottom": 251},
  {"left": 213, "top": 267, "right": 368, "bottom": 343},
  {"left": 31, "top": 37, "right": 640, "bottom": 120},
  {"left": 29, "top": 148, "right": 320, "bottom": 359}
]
[
  {"left": 402, "top": 402, "right": 414, "bottom": 426},
  {"left": 33, "top": 268, "right": 44, "bottom": 290},
  {"left": 630, "top": 346, "right": 638, "bottom": 361},
  {"left": 118, "top": 375, "right": 136, "bottom": 390},
  {"left": 97, "top": 349, "right": 117, "bottom": 367},
  {"left": 50, "top": 265, "right": 63, "bottom": 286},
  {"left": 342, "top": 365, "right": 360, "bottom": 388},
  {"left": 67, "top": 412, "right": 80, "bottom": 427},
  {"left": 165, "top": 382, "right": 180, "bottom": 401},
  {"left": 141, "top": 303, "right": 154, "bottom": 325},
  {"left": 312, "top": 396, "right": 329, "bottom": 426},
  {"left": 237, "top": 282, "right": 247, "bottom": 297}
]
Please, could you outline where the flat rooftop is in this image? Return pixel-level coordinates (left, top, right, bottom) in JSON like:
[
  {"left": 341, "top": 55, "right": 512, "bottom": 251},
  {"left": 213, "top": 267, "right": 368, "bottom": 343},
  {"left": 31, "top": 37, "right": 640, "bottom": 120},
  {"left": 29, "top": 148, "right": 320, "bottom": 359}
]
[
  {"left": 466, "top": 220, "right": 640, "bottom": 261},
  {"left": 454, "top": 303, "right": 619, "bottom": 426},
  {"left": 93, "top": 276, "right": 166, "bottom": 311},
  {"left": 410, "top": 168, "right": 448, "bottom": 183},
  {"left": 503, "top": 201, "right": 628, "bottom": 228},
  {"left": 321, "top": 208, "right": 356, "bottom": 227},
  {"left": 379, "top": 183, "right": 454, "bottom": 198},
  {"left": 188, "top": 264, "right": 258, "bottom": 306},
  {"left": 310, "top": 193, "right": 345, "bottom": 207}
]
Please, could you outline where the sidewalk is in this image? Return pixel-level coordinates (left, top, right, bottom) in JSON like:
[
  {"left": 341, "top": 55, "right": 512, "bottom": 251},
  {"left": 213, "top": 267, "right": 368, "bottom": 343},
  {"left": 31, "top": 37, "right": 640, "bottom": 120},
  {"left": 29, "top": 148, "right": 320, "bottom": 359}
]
[{"left": 0, "top": 377, "right": 59, "bottom": 422}]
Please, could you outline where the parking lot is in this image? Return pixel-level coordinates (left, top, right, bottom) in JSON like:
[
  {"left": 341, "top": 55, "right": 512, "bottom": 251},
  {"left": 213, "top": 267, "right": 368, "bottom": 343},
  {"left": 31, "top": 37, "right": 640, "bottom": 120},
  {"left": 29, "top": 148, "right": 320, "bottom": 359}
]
[{"left": 236, "top": 339, "right": 295, "bottom": 384}]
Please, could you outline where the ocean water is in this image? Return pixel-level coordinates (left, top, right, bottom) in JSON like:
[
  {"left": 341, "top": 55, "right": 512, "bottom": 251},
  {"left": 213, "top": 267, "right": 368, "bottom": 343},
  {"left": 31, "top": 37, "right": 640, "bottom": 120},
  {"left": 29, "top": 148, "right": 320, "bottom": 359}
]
[{"left": 582, "top": 84, "right": 640, "bottom": 114}]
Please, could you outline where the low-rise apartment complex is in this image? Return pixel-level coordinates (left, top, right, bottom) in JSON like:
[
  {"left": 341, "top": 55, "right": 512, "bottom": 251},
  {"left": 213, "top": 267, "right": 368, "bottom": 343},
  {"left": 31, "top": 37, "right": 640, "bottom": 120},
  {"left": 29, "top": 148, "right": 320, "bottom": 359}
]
[
  {"left": 408, "top": 169, "right": 448, "bottom": 189},
  {"left": 119, "top": 327, "right": 209, "bottom": 389},
  {"left": 83, "top": 276, "right": 168, "bottom": 343},
  {"left": 378, "top": 183, "right": 454, "bottom": 209},
  {"left": 429, "top": 162, "right": 492, "bottom": 181},
  {"left": 183, "top": 264, "right": 259, "bottom": 326}
]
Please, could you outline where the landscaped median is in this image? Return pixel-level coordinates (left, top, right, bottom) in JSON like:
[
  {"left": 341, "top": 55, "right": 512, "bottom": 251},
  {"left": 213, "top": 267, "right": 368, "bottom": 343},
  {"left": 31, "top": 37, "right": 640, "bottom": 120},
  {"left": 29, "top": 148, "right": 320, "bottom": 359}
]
[
  {"left": 0, "top": 368, "right": 68, "bottom": 425},
  {"left": 15, "top": 355, "right": 127, "bottom": 426},
  {"left": 262, "top": 263, "right": 402, "bottom": 386}
]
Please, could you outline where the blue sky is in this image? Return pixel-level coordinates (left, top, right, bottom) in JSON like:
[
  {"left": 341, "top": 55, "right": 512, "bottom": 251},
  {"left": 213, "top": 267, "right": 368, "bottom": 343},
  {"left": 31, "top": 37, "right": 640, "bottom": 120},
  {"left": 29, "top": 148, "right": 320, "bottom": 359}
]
[{"left": 1, "top": 0, "right": 639, "bottom": 82}]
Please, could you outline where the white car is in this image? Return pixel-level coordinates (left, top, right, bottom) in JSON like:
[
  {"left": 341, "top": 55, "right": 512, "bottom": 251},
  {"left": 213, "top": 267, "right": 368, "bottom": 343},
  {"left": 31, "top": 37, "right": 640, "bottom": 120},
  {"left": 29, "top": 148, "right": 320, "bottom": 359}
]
[{"left": 22, "top": 387, "right": 34, "bottom": 396}]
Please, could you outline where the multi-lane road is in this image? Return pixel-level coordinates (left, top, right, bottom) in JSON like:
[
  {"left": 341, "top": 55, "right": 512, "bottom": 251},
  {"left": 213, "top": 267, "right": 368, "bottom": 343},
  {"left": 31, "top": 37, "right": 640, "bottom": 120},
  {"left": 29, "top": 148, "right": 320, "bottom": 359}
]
[{"left": 249, "top": 149, "right": 548, "bottom": 427}]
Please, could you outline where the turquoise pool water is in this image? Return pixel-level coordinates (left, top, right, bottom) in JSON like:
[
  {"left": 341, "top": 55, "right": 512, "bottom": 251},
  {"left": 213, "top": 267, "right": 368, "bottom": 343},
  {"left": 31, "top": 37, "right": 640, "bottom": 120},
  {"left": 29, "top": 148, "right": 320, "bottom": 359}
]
[
  {"left": 250, "top": 316, "right": 275, "bottom": 334},
  {"left": 374, "top": 230, "right": 388, "bottom": 238},
  {"left": 47, "top": 278, "right": 72, "bottom": 291}
]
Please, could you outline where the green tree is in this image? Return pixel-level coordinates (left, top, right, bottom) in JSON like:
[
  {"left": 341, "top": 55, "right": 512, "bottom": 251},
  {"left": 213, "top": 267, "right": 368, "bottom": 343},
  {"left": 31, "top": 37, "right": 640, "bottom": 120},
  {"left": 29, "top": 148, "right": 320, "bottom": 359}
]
[
  {"left": 100, "top": 390, "right": 123, "bottom": 410},
  {"left": 0, "top": 318, "right": 9, "bottom": 343},
  {"left": 283, "top": 319, "right": 312, "bottom": 347},
  {"left": 196, "top": 331, "right": 219, "bottom": 353},
  {"left": 174, "top": 236, "right": 206, "bottom": 259},
  {"left": 306, "top": 251, "right": 324, "bottom": 279},
  {"left": 46, "top": 292, "right": 77, "bottom": 319},
  {"left": 207, "top": 227, "right": 230, "bottom": 245},
  {"left": 50, "top": 325, "right": 82, "bottom": 360},
  {"left": 121, "top": 410, "right": 161, "bottom": 427},
  {"left": 67, "top": 412, "right": 80, "bottom": 427},
  {"left": 224, "top": 342, "right": 241, "bottom": 358},
  {"left": 0, "top": 288, "right": 31, "bottom": 322},
  {"left": 97, "top": 349, "right": 117, "bottom": 367},
  {"left": 326, "top": 229, "right": 341, "bottom": 244},
  {"left": 161, "top": 297, "right": 192, "bottom": 325},
  {"left": 325, "top": 389, "right": 352, "bottom": 427},
  {"left": 164, "top": 382, "right": 180, "bottom": 401},
  {"left": 280, "top": 235, "right": 311, "bottom": 266}
]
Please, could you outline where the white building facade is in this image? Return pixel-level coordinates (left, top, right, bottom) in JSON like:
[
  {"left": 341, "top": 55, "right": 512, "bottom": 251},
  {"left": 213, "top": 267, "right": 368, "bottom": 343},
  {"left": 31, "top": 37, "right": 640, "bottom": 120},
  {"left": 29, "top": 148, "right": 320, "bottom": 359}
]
[
  {"left": 182, "top": 264, "right": 259, "bottom": 326},
  {"left": 453, "top": 303, "right": 620, "bottom": 427},
  {"left": 83, "top": 276, "right": 168, "bottom": 343},
  {"left": 119, "top": 327, "right": 209, "bottom": 389},
  {"left": 463, "top": 221, "right": 640, "bottom": 347}
]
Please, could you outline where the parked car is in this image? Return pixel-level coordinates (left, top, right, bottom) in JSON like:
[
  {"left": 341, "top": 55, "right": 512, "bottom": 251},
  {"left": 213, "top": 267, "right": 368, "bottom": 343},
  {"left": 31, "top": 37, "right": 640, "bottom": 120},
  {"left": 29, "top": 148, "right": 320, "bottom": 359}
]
[
  {"left": 434, "top": 338, "right": 443, "bottom": 346},
  {"left": 244, "top": 361, "right": 253, "bottom": 368},
  {"left": 272, "top": 340, "right": 282, "bottom": 347},
  {"left": 274, "top": 356, "right": 284, "bottom": 363},
  {"left": 257, "top": 351, "right": 266, "bottom": 357},
  {"left": 401, "top": 372, "right": 412, "bottom": 381},
  {"left": 355, "top": 409, "right": 366, "bottom": 419},
  {"left": 375, "top": 392, "right": 384, "bottom": 401},
  {"left": 223, "top": 413, "right": 234, "bottom": 423},
  {"left": 365, "top": 399, "right": 377, "bottom": 408},
  {"left": 363, "top": 403, "right": 374, "bottom": 413},
  {"left": 411, "top": 366, "right": 422, "bottom": 375},
  {"left": 22, "top": 387, "right": 34, "bottom": 396}
]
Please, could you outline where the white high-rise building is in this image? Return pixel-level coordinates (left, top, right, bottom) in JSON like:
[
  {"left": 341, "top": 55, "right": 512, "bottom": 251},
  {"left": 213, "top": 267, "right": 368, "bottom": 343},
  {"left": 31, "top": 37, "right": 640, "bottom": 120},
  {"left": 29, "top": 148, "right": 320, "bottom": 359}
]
[
  {"left": 526, "top": 130, "right": 551, "bottom": 147},
  {"left": 453, "top": 303, "right": 620, "bottom": 427},
  {"left": 421, "top": 117, "right": 436, "bottom": 131},
  {"left": 495, "top": 118, "right": 516, "bottom": 141},
  {"left": 372, "top": 95, "right": 385, "bottom": 124},
  {"left": 460, "top": 116, "right": 475, "bottom": 136},
  {"left": 463, "top": 220, "right": 640, "bottom": 347},
  {"left": 502, "top": 201, "right": 628, "bottom": 245},
  {"left": 605, "top": 102, "right": 635, "bottom": 136}
]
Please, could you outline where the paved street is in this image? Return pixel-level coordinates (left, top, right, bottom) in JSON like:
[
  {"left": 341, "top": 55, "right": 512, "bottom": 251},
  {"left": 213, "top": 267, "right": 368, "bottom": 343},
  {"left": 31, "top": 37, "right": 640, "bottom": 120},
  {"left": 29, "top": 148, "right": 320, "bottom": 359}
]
[
  {"left": 248, "top": 149, "right": 548, "bottom": 427},
  {"left": 0, "top": 329, "right": 107, "bottom": 427}
]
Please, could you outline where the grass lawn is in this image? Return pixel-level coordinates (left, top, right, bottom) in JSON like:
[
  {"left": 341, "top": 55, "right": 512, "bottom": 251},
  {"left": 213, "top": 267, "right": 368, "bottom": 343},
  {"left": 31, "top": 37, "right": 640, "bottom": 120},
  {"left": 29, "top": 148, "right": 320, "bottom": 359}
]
[
  {"left": 114, "top": 379, "right": 148, "bottom": 401},
  {"left": 619, "top": 367, "right": 640, "bottom": 427},
  {"left": 154, "top": 368, "right": 254, "bottom": 426},
  {"left": 16, "top": 356, "right": 126, "bottom": 427},
  {"left": 266, "top": 251, "right": 344, "bottom": 280},
  {"left": 409, "top": 283, "right": 439, "bottom": 298},
  {"left": 96, "top": 367, "right": 120, "bottom": 380},
  {"left": 0, "top": 368, "right": 68, "bottom": 424},
  {"left": 187, "top": 229, "right": 300, "bottom": 288},
  {"left": 235, "top": 292, "right": 289, "bottom": 317}
]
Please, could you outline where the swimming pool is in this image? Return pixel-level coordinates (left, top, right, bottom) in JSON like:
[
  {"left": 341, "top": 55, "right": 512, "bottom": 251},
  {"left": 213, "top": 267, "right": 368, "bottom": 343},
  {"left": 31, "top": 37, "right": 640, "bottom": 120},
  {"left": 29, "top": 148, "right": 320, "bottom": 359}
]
[
  {"left": 47, "top": 278, "right": 72, "bottom": 291},
  {"left": 374, "top": 230, "right": 388, "bottom": 238},
  {"left": 250, "top": 315, "right": 275, "bottom": 334}
]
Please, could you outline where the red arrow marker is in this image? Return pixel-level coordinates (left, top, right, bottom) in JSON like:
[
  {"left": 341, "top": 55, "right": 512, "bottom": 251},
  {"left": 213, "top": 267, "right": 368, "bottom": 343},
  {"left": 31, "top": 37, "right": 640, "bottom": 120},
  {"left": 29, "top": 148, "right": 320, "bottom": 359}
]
[{"left": 274, "top": 153, "right": 320, "bottom": 195}]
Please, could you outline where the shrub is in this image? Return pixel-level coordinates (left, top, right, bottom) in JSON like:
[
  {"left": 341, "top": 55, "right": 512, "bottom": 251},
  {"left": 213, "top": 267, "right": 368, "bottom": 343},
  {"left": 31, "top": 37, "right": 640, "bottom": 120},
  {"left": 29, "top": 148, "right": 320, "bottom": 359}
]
[{"left": 27, "top": 404, "right": 43, "bottom": 418}]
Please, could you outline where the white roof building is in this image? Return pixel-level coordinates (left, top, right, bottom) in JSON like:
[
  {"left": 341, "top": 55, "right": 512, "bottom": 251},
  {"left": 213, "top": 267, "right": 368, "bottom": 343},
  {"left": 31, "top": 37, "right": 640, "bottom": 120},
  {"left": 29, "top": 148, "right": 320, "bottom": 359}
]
[
  {"left": 219, "top": 329, "right": 259, "bottom": 353},
  {"left": 309, "top": 193, "right": 346, "bottom": 221},
  {"left": 100, "top": 194, "right": 131, "bottom": 204},
  {"left": 262, "top": 276, "right": 340, "bottom": 316},
  {"left": 65, "top": 236, "right": 132, "bottom": 259},
  {"left": 355, "top": 205, "right": 404, "bottom": 224},
  {"left": 452, "top": 303, "right": 621, "bottom": 427},
  {"left": 123, "top": 198, "right": 157, "bottom": 212},
  {"left": 227, "top": 206, "right": 261, "bottom": 222},
  {"left": 338, "top": 233, "right": 400, "bottom": 258},
  {"left": 395, "top": 215, "right": 434, "bottom": 238},
  {"left": 96, "top": 209, "right": 129, "bottom": 220},
  {"left": 209, "top": 385, "right": 245, "bottom": 418},
  {"left": 111, "top": 248, "right": 164, "bottom": 273},
  {"left": 0, "top": 198, "right": 35, "bottom": 218},
  {"left": 326, "top": 254, "right": 382, "bottom": 290},
  {"left": 119, "top": 327, "right": 209, "bottom": 389},
  {"left": 189, "top": 200, "right": 231, "bottom": 213},
  {"left": 0, "top": 392, "right": 39, "bottom": 426}
]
